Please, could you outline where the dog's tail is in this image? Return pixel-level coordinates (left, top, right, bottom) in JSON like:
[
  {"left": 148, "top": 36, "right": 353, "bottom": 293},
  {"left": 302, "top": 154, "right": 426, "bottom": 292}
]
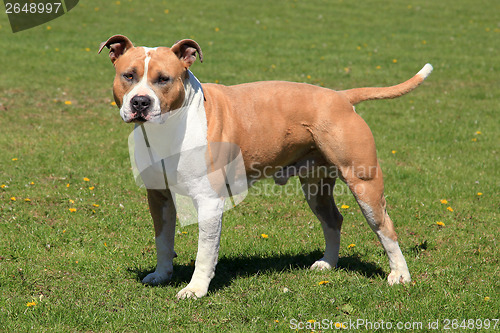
[{"left": 340, "top": 63, "right": 433, "bottom": 105}]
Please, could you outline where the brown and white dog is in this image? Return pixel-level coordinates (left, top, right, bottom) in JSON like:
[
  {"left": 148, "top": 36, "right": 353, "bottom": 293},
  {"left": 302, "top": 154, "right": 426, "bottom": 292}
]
[{"left": 99, "top": 35, "right": 432, "bottom": 299}]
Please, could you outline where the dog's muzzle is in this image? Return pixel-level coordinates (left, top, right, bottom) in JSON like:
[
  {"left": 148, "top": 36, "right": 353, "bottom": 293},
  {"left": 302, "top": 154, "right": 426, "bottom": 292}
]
[{"left": 130, "top": 95, "right": 152, "bottom": 115}]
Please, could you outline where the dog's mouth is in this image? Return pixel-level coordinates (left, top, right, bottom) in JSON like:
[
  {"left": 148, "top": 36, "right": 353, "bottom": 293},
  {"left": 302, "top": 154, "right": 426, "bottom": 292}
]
[
  {"left": 124, "top": 111, "right": 149, "bottom": 123},
  {"left": 123, "top": 109, "right": 167, "bottom": 124},
  {"left": 130, "top": 116, "right": 147, "bottom": 123}
]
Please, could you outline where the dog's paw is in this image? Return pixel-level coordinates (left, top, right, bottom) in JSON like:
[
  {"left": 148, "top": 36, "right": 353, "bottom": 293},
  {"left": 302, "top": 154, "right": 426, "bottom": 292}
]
[
  {"left": 310, "top": 259, "right": 334, "bottom": 271},
  {"left": 142, "top": 270, "right": 172, "bottom": 286},
  {"left": 176, "top": 283, "right": 208, "bottom": 300},
  {"left": 387, "top": 270, "right": 411, "bottom": 285}
]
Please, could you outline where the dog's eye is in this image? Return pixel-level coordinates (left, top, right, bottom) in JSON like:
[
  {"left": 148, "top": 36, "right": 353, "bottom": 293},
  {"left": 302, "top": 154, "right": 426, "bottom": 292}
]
[
  {"left": 157, "top": 76, "right": 171, "bottom": 85},
  {"left": 123, "top": 73, "right": 134, "bottom": 81}
]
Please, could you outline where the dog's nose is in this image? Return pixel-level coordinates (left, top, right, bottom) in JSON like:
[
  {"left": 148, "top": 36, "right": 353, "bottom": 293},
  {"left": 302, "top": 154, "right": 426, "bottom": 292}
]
[{"left": 130, "top": 95, "right": 151, "bottom": 114}]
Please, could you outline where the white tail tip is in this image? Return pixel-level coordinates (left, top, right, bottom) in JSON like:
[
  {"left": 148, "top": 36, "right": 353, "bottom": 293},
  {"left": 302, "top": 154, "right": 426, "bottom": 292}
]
[{"left": 417, "top": 63, "right": 433, "bottom": 79}]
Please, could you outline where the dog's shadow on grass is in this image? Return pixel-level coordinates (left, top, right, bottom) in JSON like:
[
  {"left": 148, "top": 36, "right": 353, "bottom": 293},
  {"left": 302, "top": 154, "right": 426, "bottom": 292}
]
[{"left": 129, "top": 251, "right": 386, "bottom": 292}]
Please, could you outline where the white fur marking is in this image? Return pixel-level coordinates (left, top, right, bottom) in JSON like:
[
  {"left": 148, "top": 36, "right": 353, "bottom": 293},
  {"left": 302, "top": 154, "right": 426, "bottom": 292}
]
[
  {"left": 357, "top": 200, "right": 410, "bottom": 284},
  {"left": 417, "top": 63, "right": 433, "bottom": 80}
]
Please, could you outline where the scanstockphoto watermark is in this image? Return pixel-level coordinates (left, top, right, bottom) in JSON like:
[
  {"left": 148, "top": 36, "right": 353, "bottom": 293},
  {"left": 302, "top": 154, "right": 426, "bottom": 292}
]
[
  {"left": 289, "top": 318, "right": 499, "bottom": 331},
  {"left": 250, "top": 178, "right": 352, "bottom": 198},
  {"left": 249, "top": 160, "right": 380, "bottom": 185},
  {"left": 248, "top": 159, "right": 379, "bottom": 199}
]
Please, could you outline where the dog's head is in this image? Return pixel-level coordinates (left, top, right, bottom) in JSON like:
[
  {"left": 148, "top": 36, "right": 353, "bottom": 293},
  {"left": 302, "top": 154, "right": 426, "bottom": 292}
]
[{"left": 98, "top": 35, "right": 203, "bottom": 123}]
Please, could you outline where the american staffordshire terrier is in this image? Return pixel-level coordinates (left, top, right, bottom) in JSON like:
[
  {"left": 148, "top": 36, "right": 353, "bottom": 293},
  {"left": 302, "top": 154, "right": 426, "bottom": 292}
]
[{"left": 99, "top": 35, "right": 432, "bottom": 299}]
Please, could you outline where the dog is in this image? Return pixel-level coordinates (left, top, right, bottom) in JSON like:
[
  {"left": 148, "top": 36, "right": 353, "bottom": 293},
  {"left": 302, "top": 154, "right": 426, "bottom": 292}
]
[{"left": 99, "top": 35, "right": 432, "bottom": 299}]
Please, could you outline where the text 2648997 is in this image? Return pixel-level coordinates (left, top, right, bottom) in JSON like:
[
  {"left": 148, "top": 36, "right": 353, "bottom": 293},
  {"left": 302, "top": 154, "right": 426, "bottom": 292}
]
[{"left": 5, "top": 2, "right": 62, "bottom": 14}]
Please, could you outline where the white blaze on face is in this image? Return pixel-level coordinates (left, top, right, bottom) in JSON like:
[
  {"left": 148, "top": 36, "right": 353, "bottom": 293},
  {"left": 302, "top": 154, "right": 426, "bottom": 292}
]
[{"left": 120, "top": 47, "right": 162, "bottom": 122}]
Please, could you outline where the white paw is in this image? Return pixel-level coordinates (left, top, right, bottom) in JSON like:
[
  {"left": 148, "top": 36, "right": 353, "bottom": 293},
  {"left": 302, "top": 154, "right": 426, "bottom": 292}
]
[
  {"left": 310, "top": 259, "right": 334, "bottom": 271},
  {"left": 387, "top": 270, "right": 411, "bottom": 285},
  {"left": 176, "top": 283, "right": 208, "bottom": 300},
  {"left": 141, "top": 270, "right": 172, "bottom": 286}
]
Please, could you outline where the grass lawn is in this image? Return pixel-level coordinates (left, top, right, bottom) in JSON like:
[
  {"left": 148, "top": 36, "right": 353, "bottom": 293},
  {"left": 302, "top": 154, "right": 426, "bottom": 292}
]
[{"left": 0, "top": 0, "right": 498, "bottom": 331}]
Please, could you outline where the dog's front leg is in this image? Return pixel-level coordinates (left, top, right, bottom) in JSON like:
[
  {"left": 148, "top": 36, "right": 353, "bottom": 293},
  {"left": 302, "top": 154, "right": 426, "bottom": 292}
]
[
  {"left": 176, "top": 197, "right": 224, "bottom": 299},
  {"left": 142, "top": 189, "right": 177, "bottom": 285}
]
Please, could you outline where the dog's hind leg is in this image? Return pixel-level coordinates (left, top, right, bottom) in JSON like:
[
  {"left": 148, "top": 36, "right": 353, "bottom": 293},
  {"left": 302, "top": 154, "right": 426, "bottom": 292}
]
[
  {"left": 340, "top": 162, "right": 411, "bottom": 285},
  {"left": 312, "top": 112, "right": 410, "bottom": 284},
  {"left": 300, "top": 176, "right": 343, "bottom": 270}
]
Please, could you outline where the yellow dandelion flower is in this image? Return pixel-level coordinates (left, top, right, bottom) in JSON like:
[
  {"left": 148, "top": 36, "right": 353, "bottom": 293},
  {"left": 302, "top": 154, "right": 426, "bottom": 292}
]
[
  {"left": 484, "top": 296, "right": 490, "bottom": 301},
  {"left": 1, "top": 184, "right": 6, "bottom": 188},
  {"left": 164, "top": 9, "right": 169, "bottom": 14},
  {"left": 274, "top": 319, "right": 279, "bottom": 323},
  {"left": 214, "top": 27, "right": 220, "bottom": 32},
  {"left": 69, "top": 208, "right": 77, "bottom": 213},
  {"left": 92, "top": 204, "right": 100, "bottom": 207},
  {"left": 26, "top": 301, "right": 36, "bottom": 307},
  {"left": 66, "top": 183, "right": 70, "bottom": 188},
  {"left": 55, "top": 48, "right": 60, "bottom": 52},
  {"left": 10, "top": 197, "right": 16, "bottom": 201},
  {"left": 30, "top": 182, "right": 35, "bottom": 185},
  {"left": 376, "top": 65, "right": 381, "bottom": 69},
  {"left": 64, "top": 101, "right": 72, "bottom": 105},
  {"left": 471, "top": 138, "right": 477, "bottom": 142},
  {"left": 356, "top": 46, "right": 361, "bottom": 50},
  {"left": 477, "top": 192, "right": 483, "bottom": 196},
  {"left": 69, "top": 199, "right": 75, "bottom": 204},
  {"left": 307, "top": 75, "right": 312, "bottom": 79},
  {"left": 392, "top": 59, "right": 398, "bottom": 63},
  {"left": 47, "top": 26, "right": 51, "bottom": 30},
  {"left": 307, "top": 319, "right": 316, "bottom": 323},
  {"left": 341, "top": 204, "right": 349, "bottom": 209},
  {"left": 475, "top": 131, "right": 482, "bottom": 135},
  {"left": 422, "top": 40, "right": 427, "bottom": 45},
  {"left": 447, "top": 206, "right": 453, "bottom": 212},
  {"left": 436, "top": 221, "right": 445, "bottom": 227},
  {"left": 111, "top": 101, "right": 116, "bottom": 106},
  {"left": 89, "top": 186, "right": 95, "bottom": 190},
  {"left": 261, "top": 233, "right": 269, "bottom": 239},
  {"left": 348, "top": 243, "right": 356, "bottom": 249},
  {"left": 24, "top": 198, "right": 31, "bottom": 202},
  {"left": 85, "top": 48, "right": 90, "bottom": 52},
  {"left": 440, "top": 199, "right": 448, "bottom": 204},
  {"left": 392, "top": 150, "right": 397, "bottom": 154},
  {"left": 318, "top": 280, "right": 329, "bottom": 285},
  {"left": 83, "top": 177, "right": 90, "bottom": 182},
  {"left": 12, "top": 158, "right": 18, "bottom": 161}
]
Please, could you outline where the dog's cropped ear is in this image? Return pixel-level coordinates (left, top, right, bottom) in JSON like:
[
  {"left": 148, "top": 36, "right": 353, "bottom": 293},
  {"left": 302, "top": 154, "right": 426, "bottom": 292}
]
[
  {"left": 98, "top": 35, "right": 134, "bottom": 64},
  {"left": 171, "top": 39, "right": 203, "bottom": 68}
]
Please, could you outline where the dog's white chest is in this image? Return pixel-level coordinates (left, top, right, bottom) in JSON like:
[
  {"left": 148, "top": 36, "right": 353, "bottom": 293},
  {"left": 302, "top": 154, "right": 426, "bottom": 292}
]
[{"left": 129, "top": 71, "right": 209, "bottom": 196}]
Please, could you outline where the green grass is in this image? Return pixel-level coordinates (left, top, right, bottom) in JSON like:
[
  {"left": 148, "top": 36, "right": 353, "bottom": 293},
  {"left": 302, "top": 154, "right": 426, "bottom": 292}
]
[{"left": 0, "top": 0, "right": 498, "bottom": 331}]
